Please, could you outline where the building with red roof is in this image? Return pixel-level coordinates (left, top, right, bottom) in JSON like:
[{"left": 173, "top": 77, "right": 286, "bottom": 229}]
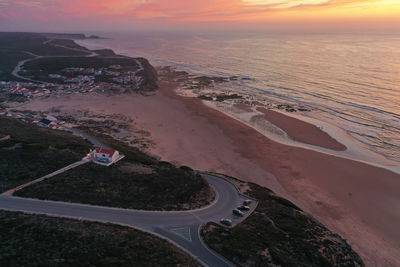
[{"left": 93, "top": 148, "right": 120, "bottom": 166}]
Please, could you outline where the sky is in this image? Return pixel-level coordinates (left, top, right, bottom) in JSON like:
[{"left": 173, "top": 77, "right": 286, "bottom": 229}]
[{"left": 0, "top": 0, "right": 399, "bottom": 32}]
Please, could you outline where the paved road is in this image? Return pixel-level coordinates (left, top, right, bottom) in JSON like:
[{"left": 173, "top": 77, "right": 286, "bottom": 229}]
[
  {"left": 11, "top": 52, "right": 44, "bottom": 83},
  {"left": 0, "top": 174, "right": 257, "bottom": 266},
  {"left": 11, "top": 44, "right": 97, "bottom": 82},
  {"left": 11, "top": 39, "right": 145, "bottom": 84},
  {"left": 45, "top": 39, "right": 98, "bottom": 56},
  {"left": 67, "top": 128, "right": 112, "bottom": 149}
]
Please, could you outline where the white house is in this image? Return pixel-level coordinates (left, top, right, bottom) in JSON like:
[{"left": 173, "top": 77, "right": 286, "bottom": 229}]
[
  {"left": 46, "top": 115, "right": 57, "bottom": 121},
  {"left": 49, "top": 74, "right": 62, "bottom": 79},
  {"left": 93, "top": 148, "right": 120, "bottom": 166}
]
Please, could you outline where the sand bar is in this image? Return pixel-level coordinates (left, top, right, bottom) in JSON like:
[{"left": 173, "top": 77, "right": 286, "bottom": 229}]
[{"left": 256, "top": 107, "right": 347, "bottom": 151}]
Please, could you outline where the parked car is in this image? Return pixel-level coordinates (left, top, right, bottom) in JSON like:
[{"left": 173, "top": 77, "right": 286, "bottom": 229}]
[
  {"left": 243, "top": 199, "right": 252, "bottom": 206},
  {"left": 237, "top": 205, "right": 250, "bottom": 211},
  {"left": 220, "top": 218, "right": 232, "bottom": 226},
  {"left": 232, "top": 209, "right": 244, "bottom": 217}
]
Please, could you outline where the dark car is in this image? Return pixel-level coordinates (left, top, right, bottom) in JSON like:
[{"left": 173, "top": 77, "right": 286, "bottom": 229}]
[
  {"left": 220, "top": 218, "right": 232, "bottom": 226},
  {"left": 237, "top": 205, "right": 250, "bottom": 211},
  {"left": 243, "top": 199, "right": 252, "bottom": 206},
  {"left": 232, "top": 209, "right": 244, "bottom": 217}
]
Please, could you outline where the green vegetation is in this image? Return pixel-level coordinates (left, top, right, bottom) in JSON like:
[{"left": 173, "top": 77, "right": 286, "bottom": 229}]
[
  {"left": 0, "top": 32, "right": 158, "bottom": 91},
  {"left": 23, "top": 56, "right": 157, "bottom": 88},
  {"left": 15, "top": 130, "right": 214, "bottom": 210},
  {"left": 201, "top": 175, "right": 364, "bottom": 267},
  {"left": 0, "top": 117, "right": 91, "bottom": 191},
  {"left": 78, "top": 128, "right": 157, "bottom": 165},
  {"left": 45, "top": 39, "right": 90, "bottom": 51},
  {"left": 0, "top": 211, "right": 199, "bottom": 267},
  {"left": 0, "top": 32, "right": 90, "bottom": 57},
  {"left": 21, "top": 55, "right": 158, "bottom": 91},
  {"left": 23, "top": 56, "right": 137, "bottom": 79},
  {"left": 0, "top": 50, "right": 31, "bottom": 81},
  {"left": 0, "top": 32, "right": 90, "bottom": 81}
]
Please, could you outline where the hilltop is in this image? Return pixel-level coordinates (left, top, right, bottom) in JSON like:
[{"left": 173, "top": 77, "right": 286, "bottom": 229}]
[{"left": 0, "top": 32, "right": 158, "bottom": 101}]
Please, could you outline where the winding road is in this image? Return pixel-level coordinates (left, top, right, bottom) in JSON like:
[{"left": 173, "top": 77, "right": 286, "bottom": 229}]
[
  {"left": 0, "top": 173, "right": 257, "bottom": 266},
  {"left": 11, "top": 52, "right": 44, "bottom": 83},
  {"left": 11, "top": 39, "right": 143, "bottom": 84},
  {"left": 11, "top": 40, "right": 98, "bottom": 83},
  {"left": 11, "top": 51, "right": 97, "bottom": 83},
  {"left": 5, "top": 38, "right": 259, "bottom": 266}
]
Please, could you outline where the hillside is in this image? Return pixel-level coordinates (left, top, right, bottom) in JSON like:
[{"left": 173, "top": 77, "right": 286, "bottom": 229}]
[
  {"left": 2, "top": 116, "right": 213, "bottom": 210},
  {"left": 0, "top": 32, "right": 158, "bottom": 92},
  {"left": 0, "top": 211, "right": 199, "bottom": 267},
  {"left": 0, "top": 117, "right": 91, "bottom": 191},
  {"left": 202, "top": 174, "right": 364, "bottom": 266}
]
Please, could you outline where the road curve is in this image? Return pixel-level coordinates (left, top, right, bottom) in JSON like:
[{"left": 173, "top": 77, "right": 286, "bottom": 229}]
[
  {"left": 11, "top": 47, "right": 97, "bottom": 82},
  {"left": 0, "top": 174, "right": 257, "bottom": 267},
  {"left": 11, "top": 52, "right": 44, "bottom": 83},
  {"left": 67, "top": 128, "right": 112, "bottom": 149}
]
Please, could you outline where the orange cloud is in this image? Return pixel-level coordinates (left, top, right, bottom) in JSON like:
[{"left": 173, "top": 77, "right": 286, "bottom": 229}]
[{"left": 0, "top": 0, "right": 399, "bottom": 29}]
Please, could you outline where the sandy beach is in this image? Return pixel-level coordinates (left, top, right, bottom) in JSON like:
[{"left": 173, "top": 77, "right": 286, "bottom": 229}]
[{"left": 13, "top": 79, "right": 400, "bottom": 266}]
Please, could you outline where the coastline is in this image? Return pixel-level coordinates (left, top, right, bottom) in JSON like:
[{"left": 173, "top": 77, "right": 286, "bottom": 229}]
[
  {"left": 202, "top": 100, "right": 400, "bottom": 175},
  {"left": 76, "top": 34, "right": 400, "bottom": 166},
  {"left": 7, "top": 35, "right": 400, "bottom": 266},
  {"left": 12, "top": 77, "right": 400, "bottom": 266},
  {"left": 159, "top": 80, "right": 400, "bottom": 267},
  {"left": 76, "top": 35, "right": 400, "bottom": 169}
]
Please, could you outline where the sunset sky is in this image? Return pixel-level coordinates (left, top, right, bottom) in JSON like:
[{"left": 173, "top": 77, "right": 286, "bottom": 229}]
[{"left": 0, "top": 0, "right": 399, "bottom": 32}]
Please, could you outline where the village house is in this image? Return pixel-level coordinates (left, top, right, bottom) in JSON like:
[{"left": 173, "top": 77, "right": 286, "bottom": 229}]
[
  {"left": 49, "top": 122, "right": 59, "bottom": 129},
  {"left": 0, "top": 135, "right": 11, "bottom": 142},
  {"left": 38, "top": 118, "right": 52, "bottom": 128},
  {"left": 46, "top": 115, "right": 57, "bottom": 121},
  {"left": 92, "top": 148, "right": 121, "bottom": 166},
  {"left": 49, "top": 74, "right": 62, "bottom": 79},
  {"left": 23, "top": 117, "right": 39, "bottom": 124}
]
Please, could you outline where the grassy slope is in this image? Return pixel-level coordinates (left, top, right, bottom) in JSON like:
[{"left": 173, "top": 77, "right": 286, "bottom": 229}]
[
  {"left": 46, "top": 39, "right": 91, "bottom": 51},
  {"left": 0, "top": 32, "right": 90, "bottom": 81},
  {"left": 15, "top": 130, "right": 214, "bottom": 211},
  {"left": 0, "top": 32, "right": 158, "bottom": 91},
  {"left": 21, "top": 56, "right": 145, "bottom": 86},
  {"left": 23, "top": 56, "right": 139, "bottom": 75},
  {"left": 0, "top": 117, "right": 91, "bottom": 191},
  {"left": 201, "top": 177, "right": 364, "bottom": 267},
  {"left": 0, "top": 211, "right": 199, "bottom": 267},
  {"left": 0, "top": 32, "right": 89, "bottom": 57},
  {"left": 0, "top": 50, "right": 31, "bottom": 81},
  {"left": 15, "top": 162, "right": 213, "bottom": 210}
]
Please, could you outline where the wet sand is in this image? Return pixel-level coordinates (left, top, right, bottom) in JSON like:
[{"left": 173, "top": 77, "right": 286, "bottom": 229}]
[
  {"left": 15, "top": 80, "right": 400, "bottom": 266},
  {"left": 256, "top": 107, "right": 347, "bottom": 151}
]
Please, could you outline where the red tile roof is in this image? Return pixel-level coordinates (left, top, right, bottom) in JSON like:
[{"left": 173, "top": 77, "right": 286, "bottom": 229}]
[{"left": 95, "top": 148, "right": 117, "bottom": 158}]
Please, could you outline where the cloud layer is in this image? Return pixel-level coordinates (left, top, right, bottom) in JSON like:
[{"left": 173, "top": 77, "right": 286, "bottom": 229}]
[{"left": 0, "top": 0, "right": 398, "bottom": 30}]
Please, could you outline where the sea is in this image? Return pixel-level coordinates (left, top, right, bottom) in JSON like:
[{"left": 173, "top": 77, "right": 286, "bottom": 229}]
[{"left": 77, "top": 31, "right": 400, "bottom": 165}]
